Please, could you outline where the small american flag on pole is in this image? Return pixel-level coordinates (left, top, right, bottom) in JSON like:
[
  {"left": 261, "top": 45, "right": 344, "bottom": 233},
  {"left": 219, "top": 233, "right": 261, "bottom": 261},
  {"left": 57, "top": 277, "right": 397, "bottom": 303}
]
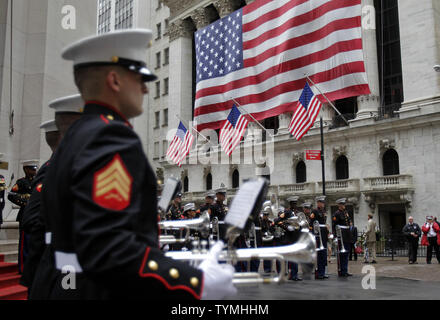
[
  {"left": 288, "top": 82, "right": 323, "bottom": 141},
  {"left": 166, "top": 122, "right": 195, "bottom": 167},
  {"left": 220, "top": 105, "right": 249, "bottom": 156}
]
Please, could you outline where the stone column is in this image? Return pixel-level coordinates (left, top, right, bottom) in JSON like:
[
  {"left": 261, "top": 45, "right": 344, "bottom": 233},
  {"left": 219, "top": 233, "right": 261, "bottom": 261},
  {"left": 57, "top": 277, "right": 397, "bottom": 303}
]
[
  {"left": 355, "top": 0, "right": 380, "bottom": 120},
  {"left": 168, "top": 19, "right": 195, "bottom": 132},
  {"left": 398, "top": 0, "right": 440, "bottom": 118},
  {"left": 278, "top": 113, "right": 291, "bottom": 134},
  {"left": 213, "top": 0, "right": 236, "bottom": 18}
]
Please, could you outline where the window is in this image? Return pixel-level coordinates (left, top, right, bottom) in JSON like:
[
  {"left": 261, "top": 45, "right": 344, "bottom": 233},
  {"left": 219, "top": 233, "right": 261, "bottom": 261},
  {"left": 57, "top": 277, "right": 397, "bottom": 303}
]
[
  {"left": 375, "top": 0, "right": 403, "bottom": 116},
  {"left": 162, "top": 140, "right": 168, "bottom": 157},
  {"left": 163, "top": 109, "right": 168, "bottom": 127},
  {"left": 183, "top": 176, "right": 189, "bottom": 193},
  {"left": 164, "top": 48, "right": 169, "bottom": 66},
  {"left": 296, "top": 161, "right": 306, "bottom": 183},
  {"left": 164, "top": 19, "right": 169, "bottom": 34},
  {"left": 154, "top": 142, "right": 160, "bottom": 159},
  {"left": 335, "top": 156, "right": 349, "bottom": 180},
  {"left": 156, "top": 23, "right": 162, "bottom": 39},
  {"left": 232, "top": 170, "right": 240, "bottom": 189},
  {"left": 156, "top": 52, "right": 161, "bottom": 69},
  {"left": 163, "top": 78, "right": 169, "bottom": 96},
  {"left": 263, "top": 116, "right": 279, "bottom": 141},
  {"left": 383, "top": 149, "right": 399, "bottom": 176},
  {"left": 155, "top": 81, "right": 160, "bottom": 98},
  {"left": 206, "top": 173, "right": 212, "bottom": 191},
  {"left": 154, "top": 111, "right": 160, "bottom": 129}
]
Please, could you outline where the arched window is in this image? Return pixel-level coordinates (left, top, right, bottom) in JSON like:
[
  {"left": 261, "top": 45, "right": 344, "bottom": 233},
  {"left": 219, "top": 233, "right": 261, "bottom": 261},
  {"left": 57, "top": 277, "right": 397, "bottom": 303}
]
[
  {"left": 206, "top": 173, "right": 212, "bottom": 191},
  {"left": 335, "top": 155, "right": 349, "bottom": 180},
  {"left": 383, "top": 149, "right": 399, "bottom": 176},
  {"left": 183, "top": 176, "right": 189, "bottom": 193},
  {"left": 232, "top": 170, "right": 240, "bottom": 189},
  {"left": 296, "top": 161, "right": 307, "bottom": 183}
]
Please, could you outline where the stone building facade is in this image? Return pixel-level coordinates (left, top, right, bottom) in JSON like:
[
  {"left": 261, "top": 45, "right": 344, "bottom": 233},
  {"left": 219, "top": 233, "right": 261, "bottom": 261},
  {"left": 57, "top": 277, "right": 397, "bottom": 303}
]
[
  {"left": 152, "top": 0, "right": 440, "bottom": 235},
  {"left": 0, "top": 0, "right": 97, "bottom": 221}
]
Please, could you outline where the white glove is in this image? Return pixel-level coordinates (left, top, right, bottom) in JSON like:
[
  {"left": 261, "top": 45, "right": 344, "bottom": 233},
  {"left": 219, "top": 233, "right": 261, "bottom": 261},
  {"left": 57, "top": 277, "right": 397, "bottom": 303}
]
[
  {"left": 198, "top": 241, "right": 237, "bottom": 300},
  {"left": 287, "top": 225, "right": 295, "bottom": 232}
]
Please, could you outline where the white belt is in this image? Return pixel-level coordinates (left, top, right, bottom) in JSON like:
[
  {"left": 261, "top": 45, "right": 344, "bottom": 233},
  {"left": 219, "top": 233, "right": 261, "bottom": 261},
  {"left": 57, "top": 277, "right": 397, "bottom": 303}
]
[
  {"left": 55, "top": 251, "right": 83, "bottom": 273},
  {"left": 45, "top": 232, "right": 52, "bottom": 245}
]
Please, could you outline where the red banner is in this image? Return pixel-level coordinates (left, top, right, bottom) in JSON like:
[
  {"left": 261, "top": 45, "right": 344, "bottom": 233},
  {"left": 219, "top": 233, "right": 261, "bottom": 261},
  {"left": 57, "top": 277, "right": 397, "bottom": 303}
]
[{"left": 306, "top": 150, "right": 322, "bottom": 160}]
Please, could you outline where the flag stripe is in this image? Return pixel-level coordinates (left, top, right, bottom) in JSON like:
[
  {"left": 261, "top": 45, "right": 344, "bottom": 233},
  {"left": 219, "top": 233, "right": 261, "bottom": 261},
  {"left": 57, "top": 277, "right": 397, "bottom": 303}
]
[
  {"left": 194, "top": 0, "right": 369, "bottom": 131},
  {"left": 166, "top": 122, "right": 195, "bottom": 167}
]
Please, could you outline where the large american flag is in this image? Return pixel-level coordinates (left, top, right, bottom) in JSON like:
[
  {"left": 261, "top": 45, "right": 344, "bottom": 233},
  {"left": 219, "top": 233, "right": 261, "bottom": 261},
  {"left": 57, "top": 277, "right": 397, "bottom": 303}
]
[
  {"left": 220, "top": 105, "right": 249, "bottom": 156},
  {"left": 288, "top": 82, "right": 323, "bottom": 141},
  {"left": 166, "top": 122, "right": 195, "bottom": 167},
  {"left": 194, "top": 0, "right": 370, "bottom": 131}
]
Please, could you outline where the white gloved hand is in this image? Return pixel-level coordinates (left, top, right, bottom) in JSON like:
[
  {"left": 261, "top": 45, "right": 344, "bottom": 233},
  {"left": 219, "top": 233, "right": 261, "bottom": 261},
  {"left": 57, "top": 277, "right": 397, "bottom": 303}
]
[
  {"left": 287, "top": 225, "right": 295, "bottom": 232},
  {"left": 198, "top": 241, "right": 237, "bottom": 300}
]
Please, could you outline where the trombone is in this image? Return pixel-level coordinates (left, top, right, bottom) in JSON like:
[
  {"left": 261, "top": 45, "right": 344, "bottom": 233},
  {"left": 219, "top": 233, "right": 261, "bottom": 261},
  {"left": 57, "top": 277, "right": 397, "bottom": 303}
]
[
  {"left": 166, "top": 232, "right": 316, "bottom": 285},
  {"left": 336, "top": 225, "right": 348, "bottom": 253},
  {"left": 313, "top": 221, "right": 325, "bottom": 251}
]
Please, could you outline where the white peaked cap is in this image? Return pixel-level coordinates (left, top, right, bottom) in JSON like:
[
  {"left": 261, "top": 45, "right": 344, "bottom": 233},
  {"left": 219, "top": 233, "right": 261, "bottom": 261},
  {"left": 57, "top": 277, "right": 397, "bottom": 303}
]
[
  {"left": 40, "top": 119, "right": 58, "bottom": 133},
  {"left": 49, "top": 94, "right": 84, "bottom": 114},
  {"left": 21, "top": 160, "right": 39, "bottom": 168},
  {"left": 61, "top": 29, "right": 157, "bottom": 82}
]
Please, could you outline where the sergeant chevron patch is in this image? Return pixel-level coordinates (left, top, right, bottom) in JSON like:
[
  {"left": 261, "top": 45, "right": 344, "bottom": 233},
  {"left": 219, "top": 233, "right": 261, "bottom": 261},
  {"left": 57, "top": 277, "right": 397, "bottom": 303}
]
[{"left": 93, "top": 154, "right": 133, "bottom": 211}]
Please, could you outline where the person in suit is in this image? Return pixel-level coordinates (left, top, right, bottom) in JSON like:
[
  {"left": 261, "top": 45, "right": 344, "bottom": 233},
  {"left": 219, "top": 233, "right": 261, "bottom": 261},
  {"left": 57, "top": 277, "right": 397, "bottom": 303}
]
[
  {"left": 348, "top": 221, "right": 358, "bottom": 261},
  {"left": 365, "top": 214, "right": 377, "bottom": 264},
  {"left": 402, "top": 216, "right": 421, "bottom": 264}
]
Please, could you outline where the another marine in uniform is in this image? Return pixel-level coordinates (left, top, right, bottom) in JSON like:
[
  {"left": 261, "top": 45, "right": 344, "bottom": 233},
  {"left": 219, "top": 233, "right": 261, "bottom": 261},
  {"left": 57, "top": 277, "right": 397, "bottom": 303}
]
[
  {"left": 310, "top": 196, "right": 328, "bottom": 279},
  {"left": 8, "top": 160, "right": 38, "bottom": 274},
  {"left": 28, "top": 95, "right": 84, "bottom": 300},
  {"left": 332, "top": 198, "right": 352, "bottom": 277},
  {"left": 20, "top": 120, "right": 60, "bottom": 292}
]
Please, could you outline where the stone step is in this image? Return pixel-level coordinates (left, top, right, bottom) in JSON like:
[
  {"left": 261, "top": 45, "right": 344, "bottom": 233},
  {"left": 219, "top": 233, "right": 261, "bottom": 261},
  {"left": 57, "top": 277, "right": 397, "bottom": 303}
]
[
  {"left": 0, "top": 240, "right": 19, "bottom": 253},
  {"left": 0, "top": 222, "right": 19, "bottom": 241},
  {"left": 0, "top": 252, "right": 18, "bottom": 263}
]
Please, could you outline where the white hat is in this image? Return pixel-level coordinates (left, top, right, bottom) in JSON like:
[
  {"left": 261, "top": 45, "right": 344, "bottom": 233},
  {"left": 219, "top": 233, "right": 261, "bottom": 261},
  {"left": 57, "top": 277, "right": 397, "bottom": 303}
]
[
  {"left": 21, "top": 160, "right": 39, "bottom": 169},
  {"left": 62, "top": 29, "right": 157, "bottom": 82},
  {"left": 40, "top": 119, "right": 58, "bottom": 133},
  {"left": 49, "top": 94, "right": 84, "bottom": 114},
  {"left": 184, "top": 203, "right": 196, "bottom": 212}
]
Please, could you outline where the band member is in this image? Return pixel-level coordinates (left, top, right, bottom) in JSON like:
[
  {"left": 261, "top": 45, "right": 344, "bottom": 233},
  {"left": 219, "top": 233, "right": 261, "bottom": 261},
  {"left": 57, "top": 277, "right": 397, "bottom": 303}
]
[
  {"left": 284, "top": 196, "right": 299, "bottom": 218},
  {"left": 301, "top": 202, "right": 313, "bottom": 232},
  {"left": 20, "top": 120, "right": 60, "bottom": 293},
  {"left": 332, "top": 198, "right": 352, "bottom": 277},
  {"left": 168, "top": 193, "right": 183, "bottom": 220},
  {"left": 28, "top": 95, "right": 84, "bottom": 300},
  {"left": 8, "top": 160, "right": 38, "bottom": 274},
  {"left": 210, "top": 186, "right": 228, "bottom": 240},
  {"left": 39, "top": 29, "right": 235, "bottom": 300},
  {"left": 261, "top": 209, "right": 275, "bottom": 273},
  {"left": 197, "top": 191, "right": 215, "bottom": 215},
  {"left": 310, "top": 196, "right": 328, "bottom": 280},
  {"left": 0, "top": 174, "right": 6, "bottom": 225}
]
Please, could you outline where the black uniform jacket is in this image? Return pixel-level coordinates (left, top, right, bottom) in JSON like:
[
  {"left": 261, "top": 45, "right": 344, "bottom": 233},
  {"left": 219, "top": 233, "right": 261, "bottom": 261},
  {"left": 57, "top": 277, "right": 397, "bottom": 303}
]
[
  {"left": 40, "top": 102, "right": 203, "bottom": 300},
  {"left": 8, "top": 176, "right": 33, "bottom": 223},
  {"left": 20, "top": 161, "right": 50, "bottom": 288},
  {"left": 310, "top": 208, "right": 328, "bottom": 243},
  {"left": 332, "top": 210, "right": 352, "bottom": 244}
]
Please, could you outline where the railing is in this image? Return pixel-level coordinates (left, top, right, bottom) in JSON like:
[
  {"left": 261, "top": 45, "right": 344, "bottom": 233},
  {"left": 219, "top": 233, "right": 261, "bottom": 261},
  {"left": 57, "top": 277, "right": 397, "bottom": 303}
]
[
  {"left": 377, "top": 103, "right": 401, "bottom": 120},
  {"left": 363, "top": 175, "right": 413, "bottom": 192},
  {"left": 317, "top": 179, "right": 360, "bottom": 193},
  {"left": 278, "top": 182, "right": 316, "bottom": 196},
  {"left": 330, "top": 232, "right": 427, "bottom": 258},
  {"left": 329, "top": 113, "right": 356, "bottom": 129}
]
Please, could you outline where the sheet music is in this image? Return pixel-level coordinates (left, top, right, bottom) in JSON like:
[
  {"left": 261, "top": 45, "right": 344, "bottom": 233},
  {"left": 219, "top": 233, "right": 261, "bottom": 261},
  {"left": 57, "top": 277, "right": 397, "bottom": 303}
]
[
  {"left": 158, "top": 178, "right": 179, "bottom": 212},
  {"left": 225, "top": 179, "right": 265, "bottom": 229}
]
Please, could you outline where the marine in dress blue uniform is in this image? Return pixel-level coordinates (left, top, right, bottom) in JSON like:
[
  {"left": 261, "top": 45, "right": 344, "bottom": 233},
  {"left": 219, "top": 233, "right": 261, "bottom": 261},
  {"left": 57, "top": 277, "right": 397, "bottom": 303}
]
[
  {"left": 332, "top": 198, "right": 352, "bottom": 277},
  {"left": 8, "top": 160, "right": 38, "bottom": 274},
  {"left": 310, "top": 196, "right": 328, "bottom": 279},
  {"left": 38, "top": 29, "right": 235, "bottom": 300}
]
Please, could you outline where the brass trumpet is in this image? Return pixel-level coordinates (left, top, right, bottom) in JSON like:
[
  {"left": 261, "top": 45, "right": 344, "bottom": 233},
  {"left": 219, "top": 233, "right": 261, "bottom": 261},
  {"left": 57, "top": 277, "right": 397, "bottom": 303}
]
[
  {"left": 165, "top": 232, "right": 316, "bottom": 285},
  {"left": 159, "top": 212, "right": 210, "bottom": 245}
]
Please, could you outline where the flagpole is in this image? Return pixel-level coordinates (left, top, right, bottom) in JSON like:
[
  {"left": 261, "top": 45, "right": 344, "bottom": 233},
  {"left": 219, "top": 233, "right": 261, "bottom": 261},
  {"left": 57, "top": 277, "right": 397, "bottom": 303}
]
[
  {"left": 320, "top": 117, "right": 326, "bottom": 196},
  {"left": 174, "top": 115, "right": 210, "bottom": 143},
  {"left": 229, "top": 97, "right": 274, "bottom": 138},
  {"left": 304, "top": 74, "right": 350, "bottom": 126}
]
